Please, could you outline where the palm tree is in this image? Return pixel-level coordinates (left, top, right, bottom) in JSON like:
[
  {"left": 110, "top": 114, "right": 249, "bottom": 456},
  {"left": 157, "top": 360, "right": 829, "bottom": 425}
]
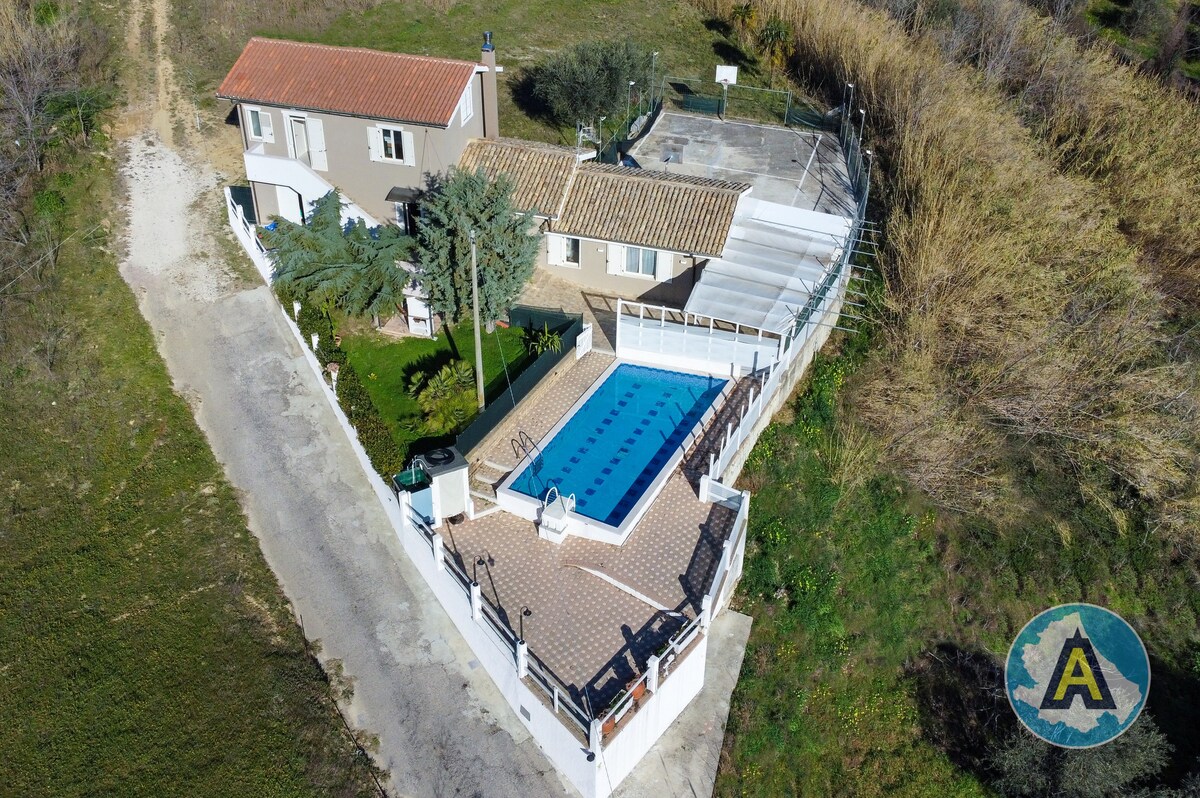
[
  {"left": 730, "top": 3, "right": 757, "bottom": 47},
  {"left": 757, "top": 17, "right": 794, "bottom": 88},
  {"left": 264, "top": 189, "right": 415, "bottom": 327}
]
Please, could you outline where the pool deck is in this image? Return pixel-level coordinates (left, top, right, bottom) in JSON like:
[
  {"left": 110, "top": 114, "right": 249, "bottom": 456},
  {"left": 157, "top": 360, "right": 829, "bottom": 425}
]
[{"left": 448, "top": 352, "right": 741, "bottom": 709}]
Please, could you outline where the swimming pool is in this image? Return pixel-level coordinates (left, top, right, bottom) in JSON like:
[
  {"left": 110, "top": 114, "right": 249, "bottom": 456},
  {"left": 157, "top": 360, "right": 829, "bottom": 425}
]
[{"left": 506, "top": 364, "right": 727, "bottom": 529}]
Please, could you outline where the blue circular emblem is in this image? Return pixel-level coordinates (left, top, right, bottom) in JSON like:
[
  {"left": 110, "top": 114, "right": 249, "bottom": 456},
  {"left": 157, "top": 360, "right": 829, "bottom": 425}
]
[{"left": 1005, "top": 603, "right": 1150, "bottom": 748}]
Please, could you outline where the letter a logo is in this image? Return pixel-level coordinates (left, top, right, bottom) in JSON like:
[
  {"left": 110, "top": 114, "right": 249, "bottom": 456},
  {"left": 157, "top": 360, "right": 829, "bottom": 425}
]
[{"left": 1039, "top": 628, "right": 1116, "bottom": 710}]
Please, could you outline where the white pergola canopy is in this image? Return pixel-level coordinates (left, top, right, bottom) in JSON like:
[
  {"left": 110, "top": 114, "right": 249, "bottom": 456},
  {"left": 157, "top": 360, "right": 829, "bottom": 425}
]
[{"left": 685, "top": 198, "right": 853, "bottom": 334}]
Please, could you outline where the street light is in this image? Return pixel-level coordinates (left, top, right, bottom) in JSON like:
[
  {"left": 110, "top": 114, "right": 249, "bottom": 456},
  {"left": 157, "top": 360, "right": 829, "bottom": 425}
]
[
  {"left": 650, "top": 52, "right": 659, "bottom": 104},
  {"left": 627, "top": 80, "right": 636, "bottom": 121},
  {"left": 468, "top": 230, "right": 485, "bottom": 410},
  {"left": 519, "top": 606, "right": 532, "bottom": 641},
  {"left": 473, "top": 555, "right": 485, "bottom": 584}
]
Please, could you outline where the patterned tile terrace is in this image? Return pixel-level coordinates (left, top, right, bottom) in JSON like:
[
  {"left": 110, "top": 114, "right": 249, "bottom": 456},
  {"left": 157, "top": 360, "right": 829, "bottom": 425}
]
[{"left": 454, "top": 352, "right": 738, "bottom": 709}]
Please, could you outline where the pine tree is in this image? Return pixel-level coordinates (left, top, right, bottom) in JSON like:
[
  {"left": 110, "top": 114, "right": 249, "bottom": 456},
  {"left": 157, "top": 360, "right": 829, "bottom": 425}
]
[{"left": 415, "top": 167, "right": 539, "bottom": 326}]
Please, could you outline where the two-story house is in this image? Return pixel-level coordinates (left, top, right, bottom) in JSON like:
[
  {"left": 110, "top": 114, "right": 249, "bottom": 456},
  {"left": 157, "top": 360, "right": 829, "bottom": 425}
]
[{"left": 217, "top": 35, "right": 500, "bottom": 231}]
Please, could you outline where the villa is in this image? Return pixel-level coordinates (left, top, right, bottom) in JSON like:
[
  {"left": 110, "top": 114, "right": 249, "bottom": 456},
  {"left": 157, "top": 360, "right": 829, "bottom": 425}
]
[{"left": 218, "top": 33, "right": 869, "bottom": 798}]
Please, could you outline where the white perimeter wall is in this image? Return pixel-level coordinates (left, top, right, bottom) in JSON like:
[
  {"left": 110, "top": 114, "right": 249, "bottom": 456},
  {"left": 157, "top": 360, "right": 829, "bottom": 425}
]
[{"left": 226, "top": 209, "right": 721, "bottom": 798}]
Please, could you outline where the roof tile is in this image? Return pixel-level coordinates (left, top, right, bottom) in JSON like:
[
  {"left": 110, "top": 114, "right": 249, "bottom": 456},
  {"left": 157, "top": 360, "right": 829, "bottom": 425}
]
[
  {"left": 217, "top": 37, "right": 477, "bottom": 127},
  {"left": 556, "top": 165, "right": 748, "bottom": 257},
  {"left": 457, "top": 138, "right": 581, "bottom": 218}
]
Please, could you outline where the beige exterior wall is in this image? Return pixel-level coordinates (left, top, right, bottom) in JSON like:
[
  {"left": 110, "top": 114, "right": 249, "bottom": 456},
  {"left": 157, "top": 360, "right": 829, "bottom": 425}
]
[
  {"left": 237, "top": 75, "right": 484, "bottom": 223},
  {"left": 540, "top": 232, "right": 701, "bottom": 307}
]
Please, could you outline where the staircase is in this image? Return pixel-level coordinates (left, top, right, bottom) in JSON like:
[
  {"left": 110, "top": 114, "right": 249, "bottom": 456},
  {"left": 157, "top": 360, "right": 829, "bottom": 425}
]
[{"left": 468, "top": 459, "right": 511, "bottom": 518}]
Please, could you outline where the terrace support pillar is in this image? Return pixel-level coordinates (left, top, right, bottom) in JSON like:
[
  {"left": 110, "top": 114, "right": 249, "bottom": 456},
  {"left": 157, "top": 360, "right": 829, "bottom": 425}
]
[
  {"left": 470, "top": 582, "right": 482, "bottom": 622},
  {"left": 589, "top": 718, "right": 602, "bottom": 754},
  {"left": 646, "top": 655, "right": 660, "bottom": 694},
  {"left": 700, "top": 594, "right": 713, "bottom": 631},
  {"left": 432, "top": 533, "right": 445, "bottom": 571},
  {"left": 516, "top": 639, "right": 529, "bottom": 679}
]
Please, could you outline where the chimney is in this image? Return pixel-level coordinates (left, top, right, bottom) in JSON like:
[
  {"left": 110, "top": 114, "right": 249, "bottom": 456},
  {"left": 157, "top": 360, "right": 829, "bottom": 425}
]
[{"left": 481, "top": 32, "right": 499, "bottom": 140}]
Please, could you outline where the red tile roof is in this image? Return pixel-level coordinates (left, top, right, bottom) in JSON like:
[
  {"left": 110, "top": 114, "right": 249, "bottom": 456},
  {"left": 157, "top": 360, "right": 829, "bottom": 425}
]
[{"left": 217, "top": 37, "right": 477, "bottom": 127}]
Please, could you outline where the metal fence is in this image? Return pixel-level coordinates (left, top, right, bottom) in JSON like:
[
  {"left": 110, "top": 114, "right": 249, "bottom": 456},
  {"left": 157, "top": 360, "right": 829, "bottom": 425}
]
[
  {"left": 659, "top": 75, "right": 828, "bottom": 130},
  {"left": 455, "top": 306, "right": 583, "bottom": 455}
]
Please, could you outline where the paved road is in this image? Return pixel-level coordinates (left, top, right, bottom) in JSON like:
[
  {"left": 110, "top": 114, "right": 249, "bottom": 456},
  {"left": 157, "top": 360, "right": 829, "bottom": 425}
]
[{"left": 119, "top": 137, "right": 570, "bottom": 797}]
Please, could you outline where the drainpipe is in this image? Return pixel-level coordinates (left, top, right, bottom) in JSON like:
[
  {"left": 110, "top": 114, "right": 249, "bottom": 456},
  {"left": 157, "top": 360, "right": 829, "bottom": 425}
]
[{"left": 481, "top": 32, "right": 500, "bottom": 139}]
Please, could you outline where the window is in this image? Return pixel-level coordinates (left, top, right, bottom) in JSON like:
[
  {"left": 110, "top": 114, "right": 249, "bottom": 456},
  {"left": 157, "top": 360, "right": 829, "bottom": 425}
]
[
  {"left": 624, "top": 246, "right": 656, "bottom": 276},
  {"left": 564, "top": 237, "right": 581, "bottom": 265},
  {"left": 459, "top": 84, "right": 474, "bottom": 125},
  {"left": 245, "top": 106, "right": 273, "bottom": 142},
  {"left": 381, "top": 127, "right": 404, "bottom": 162},
  {"left": 370, "top": 126, "right": 415, "bottom": 166}
]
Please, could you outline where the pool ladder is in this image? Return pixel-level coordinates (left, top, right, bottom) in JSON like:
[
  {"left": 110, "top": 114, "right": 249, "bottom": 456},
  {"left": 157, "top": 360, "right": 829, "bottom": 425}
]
[
  {"left": 510, "top": 430, "right": 544, "bottom": 473},
  {"left": 542, "top": 483, "right": 576, "bottom": 512}
]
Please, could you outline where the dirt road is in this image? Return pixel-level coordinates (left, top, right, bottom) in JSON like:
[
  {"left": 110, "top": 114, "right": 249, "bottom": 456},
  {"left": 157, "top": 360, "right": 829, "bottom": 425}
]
[{"left": 114, "top": 0, "right": 569, "bottom": 794}]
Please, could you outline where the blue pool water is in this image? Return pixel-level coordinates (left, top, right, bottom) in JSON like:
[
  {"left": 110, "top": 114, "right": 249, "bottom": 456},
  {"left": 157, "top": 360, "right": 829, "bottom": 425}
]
[{"left": 510, "top": 364, "right": 726, "bottom": 527}]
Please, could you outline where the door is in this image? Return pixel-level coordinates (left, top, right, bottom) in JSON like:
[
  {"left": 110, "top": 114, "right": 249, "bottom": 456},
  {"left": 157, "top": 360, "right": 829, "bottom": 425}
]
[
  {"left": 275, "top": 185, "right": 303, "bottom": 224},
  {"left": 289, "top": 118, "right": 309, "bottom": 165}
]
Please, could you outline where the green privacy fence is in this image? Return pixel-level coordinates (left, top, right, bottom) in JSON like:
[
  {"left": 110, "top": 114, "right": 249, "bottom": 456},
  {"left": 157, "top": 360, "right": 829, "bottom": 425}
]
[
  {"left": 455, "top": 306, "right": 583, "bottom": 456},
  {"left": 659, "top": 75, "right": 831, "bottom": 130}
]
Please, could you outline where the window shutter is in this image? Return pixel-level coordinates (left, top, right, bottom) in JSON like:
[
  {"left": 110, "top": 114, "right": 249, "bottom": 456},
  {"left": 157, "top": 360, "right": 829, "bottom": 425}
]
[
  {"left": 546, "top": 234, "right": 561, "bottom": 265},
  {"left": 368, "top": 127, "right": 383, "bottom": 162},
  {"left": 259, "top": 110, "right": 274, "bottom": 143},
  {"left": 401, "top": 130, "right": 416, "bottom": 167},
  {"left": 307, "top": 118, "right": 327, "bottom": 171},
  {"left": 606, "top": 243, "right": 624, "bottom": 275},
  {"left": 655, "top": 250, "right": 673, "bottom": 282}
]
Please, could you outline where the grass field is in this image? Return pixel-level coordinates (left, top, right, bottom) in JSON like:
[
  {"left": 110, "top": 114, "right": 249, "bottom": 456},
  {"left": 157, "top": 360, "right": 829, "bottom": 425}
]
[
  {"left": 176, "top": 0, "right": 791, "bottom": 145},
  {"left": 0, "top": 151, "right": 379, "bottom": 796},
  {"left": 339, "top": 319, "right": 529, "bottom": 447}
]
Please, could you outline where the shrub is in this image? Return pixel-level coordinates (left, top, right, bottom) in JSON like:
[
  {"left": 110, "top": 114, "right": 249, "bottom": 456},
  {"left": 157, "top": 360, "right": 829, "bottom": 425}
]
[
  {"left": 335, "top": 361, "right": 407, "bottom": 476},
  {"left": 522, "top": 39, "right": 654, "bottom": 125},
  {"left": 522, "top": 323, "right": 562, "bottom": 357}
]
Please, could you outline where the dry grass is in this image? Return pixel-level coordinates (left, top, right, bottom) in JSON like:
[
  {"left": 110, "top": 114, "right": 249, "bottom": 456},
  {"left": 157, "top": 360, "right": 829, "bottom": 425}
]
[
  {"left": 895, "top": 0, "right": 1200, "bottom": 310},
  {"left": 697, "top": 0, "right": 1200, "bottom": 543}
]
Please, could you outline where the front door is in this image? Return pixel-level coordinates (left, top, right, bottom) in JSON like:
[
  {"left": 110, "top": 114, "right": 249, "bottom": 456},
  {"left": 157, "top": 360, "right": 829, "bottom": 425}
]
[{"left": 290, "top": 118, "right": 309, "bottom": 165}]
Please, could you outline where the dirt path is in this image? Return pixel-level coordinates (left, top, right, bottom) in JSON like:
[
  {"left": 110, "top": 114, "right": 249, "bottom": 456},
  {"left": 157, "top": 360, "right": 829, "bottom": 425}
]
[{"left": 112, "top": 1, "right": 571, "bottom": 795}]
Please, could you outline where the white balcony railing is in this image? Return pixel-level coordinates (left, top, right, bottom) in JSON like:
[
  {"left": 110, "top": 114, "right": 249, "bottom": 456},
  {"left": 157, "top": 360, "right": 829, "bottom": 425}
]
[{"left": 243, "top": 151, "right": 379, "bottom": 227}]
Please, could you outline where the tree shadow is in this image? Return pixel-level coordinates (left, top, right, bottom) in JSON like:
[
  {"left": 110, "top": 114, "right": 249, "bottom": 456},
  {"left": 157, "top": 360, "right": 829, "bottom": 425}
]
[
  {"left": 712, "top": 40, "right": 756, "bottom": 69},
  {"left": 704, "top": 17, "right": 733, "bottom": 36},
  {"left": 509, "top": 66, "right": 553, "bottom": 123},
  {"left": 1146, "top": 652, "right": 1200, "bottom": 785},
  {"left": 905, "top": 642, "right": 1016, "bottom": 782}
]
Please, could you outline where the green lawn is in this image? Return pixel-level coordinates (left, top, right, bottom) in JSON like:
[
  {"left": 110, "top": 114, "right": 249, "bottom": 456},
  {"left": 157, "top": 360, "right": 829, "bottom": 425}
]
[
  {"left": 263, "top": 0, "right": 782, "bottom": 145},
  {"left": 339, "top": 319, "right": 529, "bottom": 449},
  {"left": 718, "top": 354, "right": 990, "bottom": 798},
  {"left": 0, "top": 154, "right": 378, "bottom": 796}
]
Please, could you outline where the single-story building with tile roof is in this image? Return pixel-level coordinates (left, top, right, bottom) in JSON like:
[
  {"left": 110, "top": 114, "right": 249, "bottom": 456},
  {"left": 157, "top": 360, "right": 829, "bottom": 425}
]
[{"left": 458, "top": 137, "right": 751, "bottom": 307}]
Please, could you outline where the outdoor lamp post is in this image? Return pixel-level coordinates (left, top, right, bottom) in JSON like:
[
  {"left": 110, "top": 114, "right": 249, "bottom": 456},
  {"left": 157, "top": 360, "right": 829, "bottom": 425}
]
[
  {"left": 650, "top": 52, "right": 659, "bottom": 103},
  {"left": 627, "top": 81, "right": 636, "bottom": 120},
  {"left": 468, "top": 229, "right": 485, "bottom": 410},
  {"left": 519, "top": 606, "right": 532, "bottom": 641},
  {"left": 473, "top": 555, "right": 485, "bottom": 584}
]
